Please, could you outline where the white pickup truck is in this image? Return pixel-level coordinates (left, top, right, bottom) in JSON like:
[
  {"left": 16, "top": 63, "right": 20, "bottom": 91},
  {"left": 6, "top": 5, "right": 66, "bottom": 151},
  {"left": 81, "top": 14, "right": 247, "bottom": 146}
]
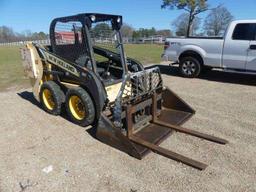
[{"left": 162, "top": 20, "right": 256, "bottom": 78}]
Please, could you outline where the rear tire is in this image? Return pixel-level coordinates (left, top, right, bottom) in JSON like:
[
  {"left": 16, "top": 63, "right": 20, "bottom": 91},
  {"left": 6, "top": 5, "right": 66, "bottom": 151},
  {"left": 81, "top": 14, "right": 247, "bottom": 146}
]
[
  {"left": 39, "top": 81, "right": 65, "bottom": 115},
  {"left": 66, "top": 87, "right": 95, "bottom": 127},
  {"left": 179, "top": 56, "right": 202, "bottom": 78}
]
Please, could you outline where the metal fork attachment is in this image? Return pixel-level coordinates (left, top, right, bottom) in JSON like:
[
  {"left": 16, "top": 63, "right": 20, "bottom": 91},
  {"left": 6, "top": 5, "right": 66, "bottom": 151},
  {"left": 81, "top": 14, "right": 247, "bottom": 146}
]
[
  {"left": 125, "top": 92, "right": 228, "bottom": 170},
  {"left": 96, "top": 67, "right": 228, "bottom": 171}
]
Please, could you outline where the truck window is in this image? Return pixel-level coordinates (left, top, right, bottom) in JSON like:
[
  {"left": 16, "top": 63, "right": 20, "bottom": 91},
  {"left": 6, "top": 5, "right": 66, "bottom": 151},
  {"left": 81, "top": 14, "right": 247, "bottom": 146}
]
[{"left": 232, "top": 23, "right": 256, "bottom": 41}]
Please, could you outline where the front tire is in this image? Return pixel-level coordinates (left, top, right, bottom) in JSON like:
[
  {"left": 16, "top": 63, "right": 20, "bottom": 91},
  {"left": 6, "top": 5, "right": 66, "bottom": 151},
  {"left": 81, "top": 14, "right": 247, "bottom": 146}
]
[
  {"left": 66, "top": 88, "right": 95, "bottom": 127},
  {"left": 179, "top": 56, "right": 202, "bottom": 78},
  {"left": 39, "top": 81, "right": 65, "bottom": 115}
]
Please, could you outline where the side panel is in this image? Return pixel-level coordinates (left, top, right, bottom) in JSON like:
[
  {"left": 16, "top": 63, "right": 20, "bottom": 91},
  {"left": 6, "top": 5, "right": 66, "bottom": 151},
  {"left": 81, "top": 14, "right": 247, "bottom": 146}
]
[{"left": 222, "top": 41, "right": 249, "bottom": 69}]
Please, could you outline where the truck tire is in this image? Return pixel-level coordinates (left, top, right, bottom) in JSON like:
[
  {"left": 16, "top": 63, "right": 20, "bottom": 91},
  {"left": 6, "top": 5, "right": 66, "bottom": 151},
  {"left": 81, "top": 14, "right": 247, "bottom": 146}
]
[
  {"left": 179, "top": 56, "right": 202, "bottom": 78},
  {"left": 66, "top": 87, "right": 95, "bottom": 127},
  {"left": 39, "top": 81, "right": 65, "bottom": 115}
]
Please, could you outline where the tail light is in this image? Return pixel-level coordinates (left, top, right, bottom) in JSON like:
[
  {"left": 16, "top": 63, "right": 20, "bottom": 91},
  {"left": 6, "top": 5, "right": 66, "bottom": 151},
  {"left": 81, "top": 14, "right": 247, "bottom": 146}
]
[{"left": 164, "top": 41, "right": 170, "bottom": 50}]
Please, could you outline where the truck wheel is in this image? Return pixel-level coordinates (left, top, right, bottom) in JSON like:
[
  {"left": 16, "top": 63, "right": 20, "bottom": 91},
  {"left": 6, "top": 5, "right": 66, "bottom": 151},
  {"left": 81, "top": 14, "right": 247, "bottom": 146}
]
[
  {"left": 66, "top": 87, "right": 95, "bottom": 127},
  {"left": 39, "top": 81, "right": 65, "bottom": 115},
  {"left": 179, "top": 56, "right": 202, "bottom": 78}
]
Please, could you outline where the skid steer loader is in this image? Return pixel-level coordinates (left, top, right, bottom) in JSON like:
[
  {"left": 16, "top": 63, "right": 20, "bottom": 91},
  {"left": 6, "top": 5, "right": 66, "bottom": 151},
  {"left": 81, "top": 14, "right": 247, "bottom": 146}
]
[{"left": 21, "top": 13, "right": 227, "bottom": 170}]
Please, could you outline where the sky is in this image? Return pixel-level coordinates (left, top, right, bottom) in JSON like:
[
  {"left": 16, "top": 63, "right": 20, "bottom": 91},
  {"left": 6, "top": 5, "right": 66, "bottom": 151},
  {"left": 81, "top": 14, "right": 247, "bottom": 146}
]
[{"left": 0, "top": 0, "right": 255, "bottom": 33}]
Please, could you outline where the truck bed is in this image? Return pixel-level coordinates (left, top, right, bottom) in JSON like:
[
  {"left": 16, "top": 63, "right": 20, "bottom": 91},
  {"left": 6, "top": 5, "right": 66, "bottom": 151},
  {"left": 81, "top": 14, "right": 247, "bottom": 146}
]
[{"left": 164, "top": 37, "right": 224, "bottom": 68}]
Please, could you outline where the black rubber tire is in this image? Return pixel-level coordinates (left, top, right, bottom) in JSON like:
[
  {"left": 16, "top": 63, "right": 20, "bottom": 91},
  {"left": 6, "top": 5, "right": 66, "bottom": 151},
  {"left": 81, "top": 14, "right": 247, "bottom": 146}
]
[
  {"left": 66, "top": 87, "right": 95, "bottom": 127},
  {"left": 179, "top": 56, "right": 202, "bottom": 78},
  {"left": 39, "top": 81, "right": 65, "bottom": 115}
]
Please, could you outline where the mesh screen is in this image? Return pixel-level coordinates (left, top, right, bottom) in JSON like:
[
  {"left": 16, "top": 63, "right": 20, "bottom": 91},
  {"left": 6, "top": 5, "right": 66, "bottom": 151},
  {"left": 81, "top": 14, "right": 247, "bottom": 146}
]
[
  {"left": 122, "top": 67, "right": 162, "bottom": 101},
  {"left": 112, "top": 67, "right": 163, "bottom": 126},
  {"left": 90, "top": 21, "right": 119, "bottom": 53},
  {"left": 55, "top": 21, "right": 83, "bottom": 45}
]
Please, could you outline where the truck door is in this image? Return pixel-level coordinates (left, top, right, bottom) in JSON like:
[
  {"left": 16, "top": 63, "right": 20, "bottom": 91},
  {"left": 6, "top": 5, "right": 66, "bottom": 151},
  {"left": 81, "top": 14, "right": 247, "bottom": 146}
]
[
  {"left": 223, "top": 23, "right": 255, "bottom": 70},
  {"left": 246, "top": 24, "right": 256, "bottom": 71}
]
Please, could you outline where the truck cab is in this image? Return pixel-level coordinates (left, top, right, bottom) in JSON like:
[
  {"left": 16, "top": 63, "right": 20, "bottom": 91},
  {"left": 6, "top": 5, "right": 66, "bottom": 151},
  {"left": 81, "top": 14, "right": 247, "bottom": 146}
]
[{"left": 222, "top": 20, "right": 256, "bottom": 72}]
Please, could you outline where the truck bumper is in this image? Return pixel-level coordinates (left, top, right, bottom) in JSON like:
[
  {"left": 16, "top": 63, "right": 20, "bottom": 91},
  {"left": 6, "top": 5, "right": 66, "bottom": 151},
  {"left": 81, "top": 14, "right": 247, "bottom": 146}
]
[
  {"left": 161, "top": 54, "right": 170, "bottom": 62},
  {"left": 161, "top": 54, "right": 179, "bottom": 65}
]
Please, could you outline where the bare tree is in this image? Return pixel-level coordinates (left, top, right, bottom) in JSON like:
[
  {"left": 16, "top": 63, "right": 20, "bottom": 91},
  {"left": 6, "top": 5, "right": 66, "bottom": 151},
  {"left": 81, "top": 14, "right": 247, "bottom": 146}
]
[
  {"left": 0, "top": 26, "right": 16, "bottom": 43},
  {"left": 172, "top": 13, "right": 201, "bottom": 36},
  {"left": 161, "top": 0, "right": 209, "bottom": 37},
  {"left": 120, "top": 23, "right": 134, "bottom": 38},
  {"left": 204, "top": 6, "right": 234, "bottom": 36},
  {"left": 0, "top": 26, "right": 48, "bottom": 43}
]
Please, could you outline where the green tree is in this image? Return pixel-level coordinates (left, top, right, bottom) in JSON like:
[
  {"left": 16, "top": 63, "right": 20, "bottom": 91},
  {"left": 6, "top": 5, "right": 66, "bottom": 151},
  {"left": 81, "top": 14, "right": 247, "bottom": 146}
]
[
  {"left": 132, "top": 28, "right": 157, "bottom": 38},
  {"left": 37, "top": 31, "right": 48, "bottom": 39},
  {"left": 91, "top": 23, "right": 112, "bottom": 38},
  {"left": 31, "top": 31, "right": 48, "bottom": 40},
  {"left": 156, "top": 29, "right": 172, "bottom": 37},
  {"left": 132, "top": 31, "right": 139, "bottom": 39},
  {"left": 161, "top": 0, "right": 209, "bottom": 37},
  {"left": 204, "top": 6, "right": 233, "bottom": 36}
]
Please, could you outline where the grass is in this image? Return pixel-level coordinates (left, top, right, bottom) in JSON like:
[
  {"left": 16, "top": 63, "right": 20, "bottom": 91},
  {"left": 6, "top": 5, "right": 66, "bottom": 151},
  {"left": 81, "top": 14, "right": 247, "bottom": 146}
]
[
  {"left": 0, "top": 44, "right": 163, "bottom": 91},
  {"left": 125, "top": 44, "right": 163, "bottom": 64},
  {"left": 0, "top": 46, "right": 29, "bottom": 91}
]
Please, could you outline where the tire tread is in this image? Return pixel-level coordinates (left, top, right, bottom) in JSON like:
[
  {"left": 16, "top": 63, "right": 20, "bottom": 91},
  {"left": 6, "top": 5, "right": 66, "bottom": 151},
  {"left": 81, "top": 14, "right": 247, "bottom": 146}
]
[
  {"left": 179, "top": 56, "right": 202, "bottom": 78},
  {"left": 66, "top": 87, "right": 95, "bottom": 127},
  {"left": 40, "top": 81, "right": 65, "bottom": 115}
]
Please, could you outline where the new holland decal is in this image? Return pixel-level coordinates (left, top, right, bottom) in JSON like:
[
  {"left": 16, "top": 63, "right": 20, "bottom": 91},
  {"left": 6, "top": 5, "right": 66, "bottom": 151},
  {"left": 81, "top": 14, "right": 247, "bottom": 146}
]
[{"left": 44, "top": 52, "right": 80, "bottom": 77}]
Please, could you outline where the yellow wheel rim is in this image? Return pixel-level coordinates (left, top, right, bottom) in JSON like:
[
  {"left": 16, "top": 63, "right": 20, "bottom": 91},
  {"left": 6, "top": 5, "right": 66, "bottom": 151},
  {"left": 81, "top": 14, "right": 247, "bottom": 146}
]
[
  {"left": 69, "top": 95, "right": 86, "bottom": 120},
  {"left": 42, "top": 88, "right": 55, "bottom": 110}
]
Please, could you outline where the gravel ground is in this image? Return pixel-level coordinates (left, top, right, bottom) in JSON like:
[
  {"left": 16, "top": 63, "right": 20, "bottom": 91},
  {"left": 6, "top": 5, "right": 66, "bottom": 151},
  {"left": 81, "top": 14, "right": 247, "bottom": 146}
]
[{"left": 0, "top": 66, "right": 256, "bottom": 192}]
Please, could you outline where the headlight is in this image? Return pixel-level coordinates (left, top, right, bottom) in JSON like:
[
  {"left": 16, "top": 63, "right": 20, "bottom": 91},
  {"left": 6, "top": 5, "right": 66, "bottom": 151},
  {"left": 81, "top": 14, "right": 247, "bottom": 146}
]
[
  {"left": 90, "top": 15, "right": 96, "bottom": 22},
  {"left": 117, "top": 17, "right": 121, "bottom": 23}
]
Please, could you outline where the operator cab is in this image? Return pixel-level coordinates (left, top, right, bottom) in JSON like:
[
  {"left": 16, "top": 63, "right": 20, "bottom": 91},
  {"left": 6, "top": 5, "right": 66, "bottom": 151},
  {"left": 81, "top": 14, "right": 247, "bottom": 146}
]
[{"left": 49, "top": 13, "right": 143, "bottom": 85}]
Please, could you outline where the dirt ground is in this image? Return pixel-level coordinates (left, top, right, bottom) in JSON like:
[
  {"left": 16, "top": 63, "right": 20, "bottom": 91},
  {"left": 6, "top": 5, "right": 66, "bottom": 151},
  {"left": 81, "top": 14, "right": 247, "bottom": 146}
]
[{"left": 0, "top": 66, "right": 256, "bottom": 192}]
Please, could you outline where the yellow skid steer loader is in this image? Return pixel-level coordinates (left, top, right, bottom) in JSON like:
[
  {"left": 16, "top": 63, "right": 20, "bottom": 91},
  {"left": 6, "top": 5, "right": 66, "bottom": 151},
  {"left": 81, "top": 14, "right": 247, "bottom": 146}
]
[{"left": 21, "top": 13, "right": 227, "bottom": 170}]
